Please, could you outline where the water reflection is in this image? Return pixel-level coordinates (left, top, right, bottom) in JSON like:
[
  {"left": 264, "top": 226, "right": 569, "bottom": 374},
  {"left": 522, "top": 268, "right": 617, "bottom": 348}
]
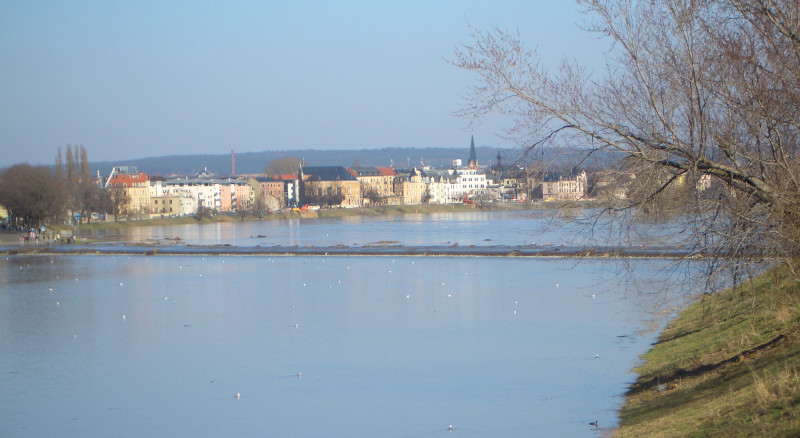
[{"left": 0, "top": 254, "right": 694, "bottom": 437}]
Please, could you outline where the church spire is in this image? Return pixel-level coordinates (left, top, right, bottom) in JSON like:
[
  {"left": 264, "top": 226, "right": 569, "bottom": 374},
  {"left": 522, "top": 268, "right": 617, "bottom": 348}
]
[{"left": 468, "top": 135, "right": 478, "bottom": 168}]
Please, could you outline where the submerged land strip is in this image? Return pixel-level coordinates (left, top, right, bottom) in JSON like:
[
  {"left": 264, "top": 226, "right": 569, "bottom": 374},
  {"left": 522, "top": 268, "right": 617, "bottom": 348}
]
[{"left": 1, "top": 242, "right": 691, "bottom": 258}]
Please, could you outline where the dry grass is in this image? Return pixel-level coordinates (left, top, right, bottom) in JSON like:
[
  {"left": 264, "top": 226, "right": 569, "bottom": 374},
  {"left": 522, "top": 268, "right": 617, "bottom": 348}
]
[{"left": 615, "top": 267, "right": 800, "bottom": 437}]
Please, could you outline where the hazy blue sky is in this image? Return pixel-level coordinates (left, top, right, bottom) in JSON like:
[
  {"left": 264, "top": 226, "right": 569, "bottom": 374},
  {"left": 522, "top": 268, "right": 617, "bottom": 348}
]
[{"left": 0, "top": 1, "right": 606, "bottom": 167}]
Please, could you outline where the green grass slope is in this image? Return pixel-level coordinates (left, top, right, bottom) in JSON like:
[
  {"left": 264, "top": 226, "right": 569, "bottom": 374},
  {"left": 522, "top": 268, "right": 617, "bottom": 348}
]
[{"left": 616, "top": 268, "right": 800, "bottom": 437}]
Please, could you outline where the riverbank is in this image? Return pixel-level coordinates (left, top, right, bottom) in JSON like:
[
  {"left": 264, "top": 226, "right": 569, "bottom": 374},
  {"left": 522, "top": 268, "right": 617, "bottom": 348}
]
[
  {"left": 0, "top": 230, "right": 25, "bottom": 246},
  {"left": 615, "top": 267, "right": 800, "bottom": 437}
]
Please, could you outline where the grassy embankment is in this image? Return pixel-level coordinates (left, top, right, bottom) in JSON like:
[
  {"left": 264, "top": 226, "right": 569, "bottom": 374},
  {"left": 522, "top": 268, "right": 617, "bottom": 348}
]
[{"left": 616, "top": 266, "right": 800, "bottom": 437}]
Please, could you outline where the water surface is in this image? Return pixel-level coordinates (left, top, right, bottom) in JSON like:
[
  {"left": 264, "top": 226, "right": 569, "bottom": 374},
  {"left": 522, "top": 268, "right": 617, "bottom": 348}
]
[{"left": 0, "top": 253, "right": 688, "bottom": 437}]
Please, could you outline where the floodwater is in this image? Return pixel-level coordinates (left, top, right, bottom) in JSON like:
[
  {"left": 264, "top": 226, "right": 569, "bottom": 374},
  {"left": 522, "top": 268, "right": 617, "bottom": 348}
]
[
  {"left": 0, "top": 211, "right": 697, "bottom": 437},
  {"left": 93, "top": 210, "right": 681, "bottom": 248}
]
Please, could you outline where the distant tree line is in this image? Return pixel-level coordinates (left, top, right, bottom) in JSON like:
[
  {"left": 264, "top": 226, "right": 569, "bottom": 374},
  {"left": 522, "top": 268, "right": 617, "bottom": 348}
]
[{"left": 88, "top": 146, "right": 622, "bottom": 177}]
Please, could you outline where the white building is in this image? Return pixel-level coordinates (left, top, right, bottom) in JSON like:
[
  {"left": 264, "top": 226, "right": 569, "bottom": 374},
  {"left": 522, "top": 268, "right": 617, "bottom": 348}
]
[
  {"left": 453, "top": 167, "right": 487, "bottom": 202},
  {"left": 151, "top": 178, "right": 225, "bottom": 214}
]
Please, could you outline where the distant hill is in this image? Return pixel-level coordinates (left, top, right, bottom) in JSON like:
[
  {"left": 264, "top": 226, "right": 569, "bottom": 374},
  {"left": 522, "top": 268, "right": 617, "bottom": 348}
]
[{"left": 89, "top": 146, "right": 619, "bottom": 178}]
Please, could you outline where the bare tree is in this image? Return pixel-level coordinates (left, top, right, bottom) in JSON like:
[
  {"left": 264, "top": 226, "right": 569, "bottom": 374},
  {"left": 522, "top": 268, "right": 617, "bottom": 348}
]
[
  {"left": 60, "top": 144, "right": 97, "bottom": 223},
  {"left": 0, "top": 164, "right": 66, "bottom": 228},
  {"left": 362, "top": 187, "right": 382, "bottom": 205},
  {"left": 108, "top": 185, "right": 129, "bottom": 221},
  {"left": 54, "top": 147, "right": 64, "bottom": 182},
  {"left": 79, "top": 145, "right": 90, "bottom": 180},
  {"left": 65, "top": 144, "right": 75, "bottom": 182},
  {"left": 452, "top": 0, "right": 800, "bottom": 283}
]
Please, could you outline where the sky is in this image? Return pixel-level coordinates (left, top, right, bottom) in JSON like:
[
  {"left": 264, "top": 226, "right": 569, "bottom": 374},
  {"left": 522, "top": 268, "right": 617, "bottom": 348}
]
[{"left": 0, "top": 1, "right": 607, "bottom": 168}]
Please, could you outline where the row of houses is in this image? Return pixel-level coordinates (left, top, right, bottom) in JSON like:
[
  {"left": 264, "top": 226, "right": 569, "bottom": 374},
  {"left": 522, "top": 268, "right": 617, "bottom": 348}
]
[{"left": 104, "top": 139, "right": 590, "bottom": 217}]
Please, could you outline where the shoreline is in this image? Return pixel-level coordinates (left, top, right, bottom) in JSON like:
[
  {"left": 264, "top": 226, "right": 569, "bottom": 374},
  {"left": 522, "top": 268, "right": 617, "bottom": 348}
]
[{"left": 72, "top": 202, "right": 545, "bottom": 231}]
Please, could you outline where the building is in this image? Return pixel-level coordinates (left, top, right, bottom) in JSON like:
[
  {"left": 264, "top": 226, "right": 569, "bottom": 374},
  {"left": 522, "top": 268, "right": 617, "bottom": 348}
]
[
  {"left": 392, "top": 168, "right": 426, "bottom": 205},
  {"left": 149, "top": 195, "right": 183, "bottom": 217},
  {"left": 347, "top": 166, "right": 396, "bottom": 206},
  {"left": 454, "top": 167, "right": 488, "bottom": 202},
  {"left": 105, "top": 166, "right": 151, "bottom": 216},
  {"left": 153, "top": 178, "right": 223, "bottom": 213},
  {"left": 279, "top": 174, "right": 301, "bottom": 208},
  {"left": 219, "top": 180, "right": 252, "bottom": 212},
  {"left": 252, "top": 176, "right": 286, "bottom": 211},
  {"left": 542, "top": 169, "right": 588, "bottom": 201},
  {"left": 300, "top": 166, "right": 361, "bottom": 208},
  {"left": 419, "top": 170, "right": 455, "bottom": 204}
]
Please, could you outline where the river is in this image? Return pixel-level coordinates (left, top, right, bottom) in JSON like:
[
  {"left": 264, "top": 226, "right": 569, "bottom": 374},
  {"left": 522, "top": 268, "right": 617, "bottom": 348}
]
[{"left": 0, "top": 210, "right": 696, "bottom": 437}]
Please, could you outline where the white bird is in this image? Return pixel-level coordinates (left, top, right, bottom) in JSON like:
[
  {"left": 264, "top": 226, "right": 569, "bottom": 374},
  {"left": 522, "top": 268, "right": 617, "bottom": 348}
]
[
  {"left": 235, "top": 392, "right": 240, "bottom": 399},
  {"left": 448, "top": 424, "right": 454, "bottom": 432},
  {"left": 122, "top": 314, "right": 126, "bottom": 320},
  {"left": 297, "top": 372, "right": 302, "bottom": 378},
  {"left": 595, "top": 354, "right": 599, "bottom": 359}
]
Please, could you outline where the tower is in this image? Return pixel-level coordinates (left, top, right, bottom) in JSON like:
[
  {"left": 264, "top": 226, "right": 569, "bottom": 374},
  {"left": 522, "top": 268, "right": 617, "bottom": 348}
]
[{"left": 468, "top": 135, "right": 478, "bottom": 169}]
